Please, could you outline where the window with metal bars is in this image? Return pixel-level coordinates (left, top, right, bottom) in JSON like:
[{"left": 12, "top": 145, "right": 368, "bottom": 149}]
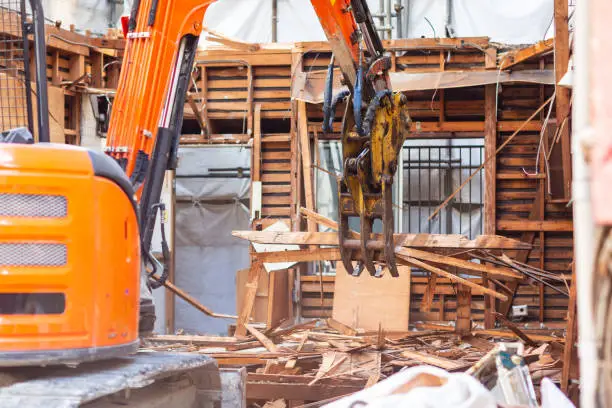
[{"left": 401, "top": 139, "right": 484, "bottom": 240}]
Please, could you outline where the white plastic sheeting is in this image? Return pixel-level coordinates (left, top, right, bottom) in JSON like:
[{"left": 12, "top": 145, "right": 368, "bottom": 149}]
[
  {"left": 203, "top": 0, "right": 556, "bottom": 45},
  {"left": 40, "top": 0, "right": 127, "bottom": 35},
  {"left": 47, "top": 0, "right": 558, "bottom": 44},
  {"left": 173, "top": 146, "right": 251, "bottom": 335},
  {"left": 324, "top": 365, "right": 497, "bottom": 408}
]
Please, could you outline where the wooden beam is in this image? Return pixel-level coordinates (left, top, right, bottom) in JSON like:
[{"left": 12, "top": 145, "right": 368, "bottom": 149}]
[
  {"left": 401, "top": 248, "right": 522, "bottom": 280},
  {"left": 395, "top": 252, "right": 508, "bottom": 301},
  {"left": 247, "top": 374, "right": 366, "bottom": 401},
  {"left": 235, "top": 262, "right": 264, "bottom": 337},
  {"left": 497, "top": 219, "right": 573, "bottom": 232},
  {"left": 298, "top": 102, "right": 316, "bottom": 232},
  {"left": 499, "top": 39, "right": 554, "bottom": 70},
  {"left": 245, "top": 324, "right": 279, "bottom": 353},
  {"left": 233, "top": 230, "right": 531, "bottom": 250},
  {"left": 484, "top": 84, "right": 497, "bottom": 236},
  {"left": 253, "top": 104, "right": 262, "bottom": 182},
  {"left": 561, "top": 263, "right": 578, "bottom": 393},
  {"left": 456, "top": 285, "right": 472, "bottom": 335},
  {"left": 255, "top": 247, "right": 341, "bottom": 263},
  {"left": 300, "top": 207, "right": 359, "bottom": 239},
  {"left": 554, "top": 0, "right": 572, "bottom": 198}
]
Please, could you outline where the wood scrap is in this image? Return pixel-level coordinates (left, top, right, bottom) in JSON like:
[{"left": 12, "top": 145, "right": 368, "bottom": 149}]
[
  {"left": 146, "top": 317, "right": 565, "bottom": 405},
  {"left": 395, "top": 252, "right": 508, "bottom": 301},
  {"left": 246, "top": 324, "right": 280, "bottom": 353},
  {"left": 232, "top": 230, "right": 531, "bottom": 250},
  {"left": 493, "top": 312, "right": 538, "bottom": 347}
]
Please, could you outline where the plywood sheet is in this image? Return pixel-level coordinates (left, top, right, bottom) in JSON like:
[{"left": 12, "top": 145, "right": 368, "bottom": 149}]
[
  {"left": 236, "top": 267, "right": 269, "bottom": 323},
  {"left": 332, "top": 263, "right": 411, "bottom": 331}
]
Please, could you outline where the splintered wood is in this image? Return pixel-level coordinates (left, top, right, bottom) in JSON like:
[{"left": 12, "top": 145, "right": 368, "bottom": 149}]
[{"left": 143, "top": 319, "right": 566, "bottom": 406}]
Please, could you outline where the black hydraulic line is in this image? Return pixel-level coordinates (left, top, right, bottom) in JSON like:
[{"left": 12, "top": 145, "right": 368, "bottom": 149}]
[
  {"left": 322, "top": 56, "right": 335, "bottom": 133},
  {"left": 140, "top": 35, "right": 199, "bottom": 256},
  {"left": 148, "top": 0, "right": 160, "bottom": 26},
  {"left": 128, "top": 0, "right": 141, "bottom": 31},
  {"left": 362, "top": 89, "right": 392, "bottom": 136},
  {"left": 324, "top": 90, "right": 351, "bottom": 134}
]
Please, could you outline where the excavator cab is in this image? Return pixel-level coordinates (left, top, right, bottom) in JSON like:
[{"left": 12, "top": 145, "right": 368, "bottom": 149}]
[{"left": 0, "top": 0, "right": 141, "bottom": 365}]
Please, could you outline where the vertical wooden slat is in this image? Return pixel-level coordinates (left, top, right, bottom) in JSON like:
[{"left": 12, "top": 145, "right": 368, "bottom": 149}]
[
  {"left": 483, "top": 84, "right": 497, "bottom": 329},
  {"left": 51, "top": 51, "right": 60, "bottom": 85},
  {"left": 247, "top": 65, "right": 254, "bottom": 135},
  {"left": 554, "top": 0, "right": 572, "bottom": 198},
  {"left": 235, "top": 262, "right": 264, "bottom": 337},
  {"left": 200, "top": 66, "right": 210, "bottom": 136},
  {"left": 298, "top": 101, "right": 316, "bottom": 232},
  {"left": 253, "top": 104, "right": 262, "bottom": 182}
]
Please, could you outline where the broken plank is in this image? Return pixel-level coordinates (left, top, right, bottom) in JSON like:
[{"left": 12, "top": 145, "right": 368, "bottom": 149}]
[
  {"left": 300, "top": 207, "right": 360, "bottom": 239},
  {"left": 254, "top": 247, "right": 341, "bottom": 263},
  {"left": 246, "top": 324, "right": 281, "bottom": 353},
  {"left": 493, "top": 312, "right": 538, "bottom": 347},
  {"left": 147, "top": 335, "right": 240, "bottom": 346},
  {"left": 247, "top": 374, "right": 366, "bottom": 401},
  {"left": 326, "top": 318, "right": 358, "bottom": 336},
  {"left": 396, "top": 251, "right": 508, "bottom": 301},
  {"left": 401, "top": 248, "right": 522, "bottom": 280},
  {"left": 235, "top": 262, "right": 264, "bottom": 337},
  {"left": 400, "top": 350, "right": 472, "bottom": 371}
]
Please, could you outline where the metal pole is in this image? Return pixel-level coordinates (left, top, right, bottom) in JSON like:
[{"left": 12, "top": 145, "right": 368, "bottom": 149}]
[
  {"left": 271, "top": 0, "right": 278, "bottom": 42},
  {"left": 386, "top": 0, "right": 392, "bottom": 39},
  {"left": 378, "top": 0, "right": 385, "bottom": 39},
  {"left": 29, "top": 0, "right": 49, "bottom": 142},
  {"left": 445, "top": 0, "right": 455, "bottom": 38},
  {"left": 394, "top": 1, "right": 403, "bottom": 39}
]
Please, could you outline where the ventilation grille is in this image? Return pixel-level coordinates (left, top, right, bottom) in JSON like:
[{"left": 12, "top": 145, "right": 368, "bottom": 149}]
[
  {"left": 0, "top": 194, "right": 67, "bottom": 218},
  {"left": 0, "top": 243, "right": 67, "bottom": 266}
]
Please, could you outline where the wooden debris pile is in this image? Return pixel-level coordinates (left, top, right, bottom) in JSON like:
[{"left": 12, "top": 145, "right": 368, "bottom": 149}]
[{"left": 142, "top": 319, "right": 565, "bottom": 406}]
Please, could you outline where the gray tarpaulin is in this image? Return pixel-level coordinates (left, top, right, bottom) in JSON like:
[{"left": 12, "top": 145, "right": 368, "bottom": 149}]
[
  {"left": 174, "top": 146, "right": 251, "bottom": 335},
  {"left": 292, "top": 69, "right": 555, "bottom": 104}
]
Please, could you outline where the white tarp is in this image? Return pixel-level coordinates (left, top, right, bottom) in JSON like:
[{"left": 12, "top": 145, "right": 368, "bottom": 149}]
[
  {"left": 49, "top": 0, "right": 564, "bottom": 44},
  {"left": 203, "top": 0, "right": 560, "bottom": 45}
]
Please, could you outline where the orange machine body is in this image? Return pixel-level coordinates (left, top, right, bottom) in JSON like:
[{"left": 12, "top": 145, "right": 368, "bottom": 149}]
[{"left": 0, "top": 144, "right": 140, "bottom": 365}]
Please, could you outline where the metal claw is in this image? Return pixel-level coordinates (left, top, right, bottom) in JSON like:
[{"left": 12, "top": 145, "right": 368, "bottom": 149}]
[
  {"left": 338, "top": 181, "right": 360, "bottom": 276},
  {"left": 360, "top": 213, "right": 377, "bottom": 276},
  {"left": 383, "top": 181, "right": 399, "bottom": 277}
]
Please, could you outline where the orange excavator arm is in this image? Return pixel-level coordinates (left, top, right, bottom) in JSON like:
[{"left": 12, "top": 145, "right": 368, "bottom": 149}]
[{"left": 106, "top": 0, "right": 408, "bottom": 280}]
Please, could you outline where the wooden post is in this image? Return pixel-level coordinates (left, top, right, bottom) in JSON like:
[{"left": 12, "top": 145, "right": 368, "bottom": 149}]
[
  {"left": 483, "top": 84, "right": 497, "bottom": 329},
  {"left": 298, "top": 101, "right": 316, "bottom": 232},
  {"left": 561, "top": 263, "right": 579, "bottom": 396},
  {"left": 247, "top": 65, "right": 254, "bottom": 136},
  {"left": 90, "top": 51, "right": 103, "bottom": 88},
  {"left": 554, "top": 0, "right": 572, "bottom": 198},
  {"left": 235, "top": 262, "right": 264, "bottom": 337},
  {"left": 456, "top": 284, "right": 472, "bottom": 335}
]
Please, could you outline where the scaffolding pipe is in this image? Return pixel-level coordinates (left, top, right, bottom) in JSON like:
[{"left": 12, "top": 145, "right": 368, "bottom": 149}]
[
  {"left": 572, "top": 0, "right": 596, "bottom": 406},
  {"left": 394, "top": 1, "right": 403, "bottom": 39},
  {"left": 271, "top": 0, "right": 278, "bottom": 42}
]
